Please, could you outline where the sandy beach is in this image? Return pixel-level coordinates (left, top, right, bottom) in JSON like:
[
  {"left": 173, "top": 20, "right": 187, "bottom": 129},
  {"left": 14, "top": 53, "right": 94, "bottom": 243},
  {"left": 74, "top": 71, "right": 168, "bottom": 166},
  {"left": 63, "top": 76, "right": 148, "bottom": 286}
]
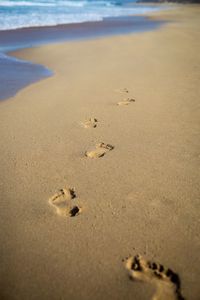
[{"left": 0, "top": 5, "right": 200, "bottom": 300}]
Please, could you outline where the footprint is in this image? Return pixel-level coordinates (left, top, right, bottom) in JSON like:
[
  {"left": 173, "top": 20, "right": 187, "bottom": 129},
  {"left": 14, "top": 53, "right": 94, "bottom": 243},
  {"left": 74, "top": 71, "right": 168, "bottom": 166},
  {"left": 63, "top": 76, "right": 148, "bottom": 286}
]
[
  {"left": 85, "top": 143, "right": 114, "bottom": 159},
  {"left": 125, "top": 255, "right": 184, "bottom": 300},
  {"left": 117, "top": 98, "right": 135, "bottom": 106},
  {"left": 49, "top": 187, "right": 77, "bottom": 216},
  {"left": 82, "top": 118, "right": 98, "bottom": 128},
  {"left": 115, "top": 88, "right": 129, "bottom": 94}
]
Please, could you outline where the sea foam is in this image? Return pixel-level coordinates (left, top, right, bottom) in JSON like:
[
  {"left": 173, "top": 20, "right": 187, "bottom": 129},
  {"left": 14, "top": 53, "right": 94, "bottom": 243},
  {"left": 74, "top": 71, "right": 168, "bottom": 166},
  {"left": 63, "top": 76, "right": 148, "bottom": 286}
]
[{"left": 0, "top": 0, "right": 162, "bottom": 30}]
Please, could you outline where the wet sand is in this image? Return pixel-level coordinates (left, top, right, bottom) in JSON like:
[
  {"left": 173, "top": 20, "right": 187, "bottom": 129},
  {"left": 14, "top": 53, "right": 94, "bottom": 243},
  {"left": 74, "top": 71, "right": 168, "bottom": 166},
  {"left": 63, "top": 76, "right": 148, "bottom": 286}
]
[
  {"left": 0, "top": 5, "right": 200, "bottom": 300},
  {"left": 0, "top": 15, "right": 164, "bottom": 51}
]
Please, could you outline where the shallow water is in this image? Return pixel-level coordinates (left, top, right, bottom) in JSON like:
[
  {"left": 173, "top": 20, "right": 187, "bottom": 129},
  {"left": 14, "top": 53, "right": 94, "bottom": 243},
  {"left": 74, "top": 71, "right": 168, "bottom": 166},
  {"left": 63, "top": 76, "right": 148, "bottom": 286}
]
[{"left": 0, "top": 53, "right": 52, "bottom": 101}]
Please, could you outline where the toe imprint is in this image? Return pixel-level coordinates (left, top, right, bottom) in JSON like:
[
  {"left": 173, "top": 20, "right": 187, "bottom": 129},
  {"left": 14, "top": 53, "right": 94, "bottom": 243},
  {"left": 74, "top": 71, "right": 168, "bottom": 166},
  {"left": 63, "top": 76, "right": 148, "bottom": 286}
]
[
  {"left": 125, "top": 255, "right": 184, "bottom": 300},
  {"left": 117, "top": 98, "right": 135, "bottom": 106},
  {"left": 82, "top": 118, "right": 98, "bottom": 128},
  {"left": 85, "top": 142, "right": 114, "bottom": 159}
]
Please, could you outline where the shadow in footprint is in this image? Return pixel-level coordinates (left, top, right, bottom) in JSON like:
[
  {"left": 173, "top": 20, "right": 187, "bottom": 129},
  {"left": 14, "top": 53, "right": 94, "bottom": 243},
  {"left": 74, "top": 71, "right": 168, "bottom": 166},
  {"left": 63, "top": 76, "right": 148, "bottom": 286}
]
[
  {"left": 125, "top": 255, "right": 184, "bottom": 300},
  {"left": 69, "top": 205, "right": 81, "bottom": 217}
]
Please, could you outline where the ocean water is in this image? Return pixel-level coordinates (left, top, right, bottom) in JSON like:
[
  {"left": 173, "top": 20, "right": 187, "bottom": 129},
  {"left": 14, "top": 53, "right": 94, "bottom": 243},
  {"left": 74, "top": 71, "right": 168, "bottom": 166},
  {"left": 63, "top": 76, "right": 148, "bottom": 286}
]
[{"left": 0, "top": 0, "right": 162, "bottom": 30}]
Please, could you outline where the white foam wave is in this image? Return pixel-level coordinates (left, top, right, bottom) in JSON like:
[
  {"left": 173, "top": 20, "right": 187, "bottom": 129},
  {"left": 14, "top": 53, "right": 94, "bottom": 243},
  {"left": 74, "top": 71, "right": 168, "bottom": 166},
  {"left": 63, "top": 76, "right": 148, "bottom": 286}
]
[
  {"left": 0, "top": 13, "right": 104, "bottom": 30},
  {"left": 0, "top": 1, "right": 162, "bottom": 30},
  {"left": 57, "top": 1, "right": 88, "bottom": 7},
  {"left": 0, "top": 0, "right": 89, "bottom": 7},
  {"left": 0, "top": 1, "right": 53, "bottom": 6}
]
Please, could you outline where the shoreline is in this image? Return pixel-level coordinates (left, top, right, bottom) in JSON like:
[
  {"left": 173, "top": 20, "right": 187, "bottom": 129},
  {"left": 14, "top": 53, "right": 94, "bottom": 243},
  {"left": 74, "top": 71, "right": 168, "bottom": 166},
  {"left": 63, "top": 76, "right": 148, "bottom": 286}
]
[
  {"left": 0, "top": 4, "right": 200, "bottom": 300},
  {"left": 0, "top": 14, "right": 165, "bottom": 102}
]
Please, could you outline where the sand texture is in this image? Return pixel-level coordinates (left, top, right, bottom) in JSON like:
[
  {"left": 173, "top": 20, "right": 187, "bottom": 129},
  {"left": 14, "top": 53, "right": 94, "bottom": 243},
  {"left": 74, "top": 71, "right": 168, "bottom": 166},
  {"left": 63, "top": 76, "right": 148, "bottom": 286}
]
[{"left": 0, "top": 5, "right": 200, "bottom": 300}]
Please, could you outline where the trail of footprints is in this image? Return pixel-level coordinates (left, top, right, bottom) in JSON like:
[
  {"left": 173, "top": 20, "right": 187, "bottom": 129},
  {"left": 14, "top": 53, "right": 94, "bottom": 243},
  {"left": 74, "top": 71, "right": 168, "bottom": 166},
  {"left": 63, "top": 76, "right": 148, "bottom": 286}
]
[
  {"left": 48, "top": 88, "right": 184, "bottom": 299},
  {"left": 48, "top": 88, "right": 133, "bottom": 217}
]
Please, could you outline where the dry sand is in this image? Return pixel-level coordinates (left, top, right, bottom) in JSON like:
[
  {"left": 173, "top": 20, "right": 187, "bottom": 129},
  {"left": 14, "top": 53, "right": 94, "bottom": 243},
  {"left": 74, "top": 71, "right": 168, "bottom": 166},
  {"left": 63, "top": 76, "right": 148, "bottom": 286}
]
[{"left": 0, "top": 5, "right": 200, "bottom": 300}]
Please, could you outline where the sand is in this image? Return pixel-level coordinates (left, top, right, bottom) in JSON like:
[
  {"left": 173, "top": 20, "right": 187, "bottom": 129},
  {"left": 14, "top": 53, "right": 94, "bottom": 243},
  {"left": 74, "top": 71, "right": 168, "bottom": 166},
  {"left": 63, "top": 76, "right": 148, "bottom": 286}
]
[{"left": 0, "top": 5, "right": 200, "bottom": 300}]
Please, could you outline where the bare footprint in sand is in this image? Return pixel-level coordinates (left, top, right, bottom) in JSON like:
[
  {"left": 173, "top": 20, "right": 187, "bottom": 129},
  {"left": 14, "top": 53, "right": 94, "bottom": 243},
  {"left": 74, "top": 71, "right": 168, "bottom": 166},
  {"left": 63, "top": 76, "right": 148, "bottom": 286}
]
[
  {"left": 49, "top": 187, "right": 81, "bottom": 217},
  {"left": 125, "top": 255, "right": 184, "bottom": 300},
  {"left": 115, "top": 88, "right": 129, "bottom": 94},
  {"left": 117, "top": 98, "right": 135, "bottom": 106},
  {"left": 85, "top": 143, "right": 114, "bottom": 158},
  {"left": 82, "top": 118, "right": 98, "bottom": 128}
]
